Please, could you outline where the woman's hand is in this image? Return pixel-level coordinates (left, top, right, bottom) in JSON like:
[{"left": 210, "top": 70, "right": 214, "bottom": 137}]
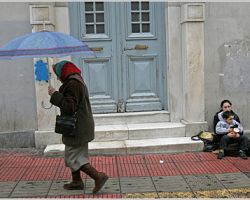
[{"left": 48, "top": 86, "right": 56, "bottom": 96}]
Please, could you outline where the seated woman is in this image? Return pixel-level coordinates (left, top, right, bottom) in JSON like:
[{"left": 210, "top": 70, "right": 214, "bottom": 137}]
[
  {"left": 213, "top": 100, "right": 241, "bottom": 144},
  {"left": 216, "top": 111, "right": 249, "bottom": 159}
]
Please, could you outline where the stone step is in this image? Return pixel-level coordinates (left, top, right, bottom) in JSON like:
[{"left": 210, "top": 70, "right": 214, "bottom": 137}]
[
  {"left": 93, "top": 111, "right": 170, "bottom": 125},
  {"left": 34, "top": 122, "right": 185, "bottom": 148},
  {"left": 94, "top": 122, "right": 185, "bottom": 141},
  {"left": 44, "top": 137, "right": 203, "bottom": 156}
]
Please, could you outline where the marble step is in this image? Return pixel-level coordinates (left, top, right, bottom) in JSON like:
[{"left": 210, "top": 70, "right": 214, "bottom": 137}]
[
  {"left": 94, "top": 122, "right": 185, "bottom": 141},
  {"left": 34, "top": 122, "right": 185, "bottom": 148},
  {"left": 93, "top": 111, "right": 170, "bottom": 125},
  {"left": 44, "top": 137, "right": 203, "bottom": 156}
]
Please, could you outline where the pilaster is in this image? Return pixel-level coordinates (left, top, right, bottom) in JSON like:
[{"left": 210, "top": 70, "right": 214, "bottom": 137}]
[
  {"left": 180, "top": 3, "right": 208, "bottom": 135},
  {"left": 167, "top": 2, "right": 183, "bottom": 122},
  {"left": 29, "top": 3, "right": 70, "bottom": 147}
]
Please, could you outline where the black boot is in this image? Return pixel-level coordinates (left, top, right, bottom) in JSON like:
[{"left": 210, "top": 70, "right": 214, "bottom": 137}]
[
  {"left": 63, "top": 169, "right": 84, "bottom": 190},
  {"left": 239, "top": 150, "right": 248, "bottom": 160},
  {"left": 80, "top": 163, "right": 109, "bottom": 194},
  {"left": 217, "top": 149, "right": 224, "bottom": 159}
]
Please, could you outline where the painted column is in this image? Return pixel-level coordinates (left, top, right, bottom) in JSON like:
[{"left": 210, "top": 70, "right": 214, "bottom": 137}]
[
  {"left": 180, "top": 3, "right": 208, "bottom": 135},
  {"left": 29, "top": 3, "right": 70, "bottom": 147}
]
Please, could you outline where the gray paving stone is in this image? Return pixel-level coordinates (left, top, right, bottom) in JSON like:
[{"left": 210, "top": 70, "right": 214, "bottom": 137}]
[
  {"left": 120, "top": 177, "right": 156, "bottom": 194},
  {"left": 184, "top": 174, "right": 225, "bottom": 191},
  {"left": 0, "top": 182, "right": 17, "bottom": 198},
  {"left": 215, "top": 172, "right": 250, "bottom": 189},
  {"left": 0, "top": 181, "right": 17, "bottom": 197},
  {"left": 84, "top": 178, "right": 120, "bottom": 194},
  {"left": 47, "top": 180, "right": 84, "bottom": 196},
  {"left": 10, "top": 181, "right": 51, "bottom": 197},
  {"left": 0, "top": 192, "right": 12, "bottom": 198},
  {"left": 244, "top": 172, "right": 250, "bottom": 178},
  {"left": 152, "top": 176, "right": 191, "bottom": 192}
]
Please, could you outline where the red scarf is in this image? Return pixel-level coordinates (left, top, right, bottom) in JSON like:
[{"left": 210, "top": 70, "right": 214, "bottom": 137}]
[{"left": 58, "top": 61, "right": 81, "bottom": 82}]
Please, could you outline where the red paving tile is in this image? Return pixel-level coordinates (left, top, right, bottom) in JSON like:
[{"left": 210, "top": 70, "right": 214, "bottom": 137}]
[
  {"left": 85, "top": 164, "right": 118, "bottom": 178},
  {"left": 1, "top": 156, "right": 33, "bottom": 168},
  {"left": 117, "top": 163, "right": 150, "bottom": 177},
  {"left": 0, "top": 151, "right": 250, "bottom": 183},
  {"left": 84, "top": 193, "right": 122, "bottom": 198},
  {"left": 90, "top": 156, "right": 117, "bottom": 165},
  {"left": 147, "top": 162, "right": 181, "bottom": 176},
  {"left": 192, "top": 152, "right": 218, "bottom": 161},
  {"left": 0, "top": 167, "right": 27, "bottom": 181},
  {"left": 21, "top": 166, "right": 57, "bottom": 181},
  {"left": 225, "top": 156, "right": 242, "bottom": 164},
  {"left": 28, "top": 157, "right": 64, "bottom": 167},
  {"left": 54, "top": 166, "right": 73, "bottom": 180},
  {"left": 47, "top": 195, "right": 85, "bottom": 198},
  {"left": 203, "top": 160, "right": 240, "bottom": 174},
  {"left": 144, "top": 154, "right": 174, "bottom": 163},
  {"left": 176, "top": 161, "right": 211, "bottom": 175},
  {"left": 171, "top": 152, "right": 200, "bottom": 162},
  {"left": 116, "top": 155, "right": 144, "bottom": 164},
  {"left": 48, "top": 194, "right": 122, "bottom": 198},
  {"left": 232, "top": 159, "right": 250, "bottom": 172}
]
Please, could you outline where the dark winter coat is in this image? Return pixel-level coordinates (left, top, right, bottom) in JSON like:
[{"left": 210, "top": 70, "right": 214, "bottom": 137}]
[{"left": 50, "top": 74, "right": 95, "bottom": 146}]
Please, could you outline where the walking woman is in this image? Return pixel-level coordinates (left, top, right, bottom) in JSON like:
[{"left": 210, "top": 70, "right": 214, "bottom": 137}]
[{"left": 48, "top": 60, "right": 108, "bottom": 193}]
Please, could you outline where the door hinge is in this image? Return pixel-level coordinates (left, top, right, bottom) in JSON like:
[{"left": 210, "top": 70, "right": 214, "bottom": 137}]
[{"left": 117, "top": 98, "right": 125, "bottom": 113}]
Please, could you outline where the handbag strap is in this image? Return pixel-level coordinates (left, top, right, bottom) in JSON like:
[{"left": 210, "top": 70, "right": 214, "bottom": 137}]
[
  {"left": 191, "top": 131, "right": 203, "bottom": 141},
  {"left": 191, "top": 135, "right": 201, "bottom": 141}
]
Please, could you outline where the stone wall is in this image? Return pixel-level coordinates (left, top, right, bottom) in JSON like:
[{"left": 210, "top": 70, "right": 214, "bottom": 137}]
[
  {"left": 205, "top": 2, "right": 250, "bottom": 132},
  {"left": 0, "top": 3, "right": 36, "bottom": 147}
]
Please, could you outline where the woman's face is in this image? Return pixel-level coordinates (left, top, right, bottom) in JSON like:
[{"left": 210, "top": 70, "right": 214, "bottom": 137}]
[{"left": 222, "top": 102, "right": 232, "bottom": 112}]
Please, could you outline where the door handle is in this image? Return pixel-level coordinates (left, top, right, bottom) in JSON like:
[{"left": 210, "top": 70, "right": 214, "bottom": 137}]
[
  {"left": 90, "top": 47, "right": 103, "bottom": 52},
  {"left": 124, "top": 44, "right": 149, "bottom": 51},
  {"left": 135, "top": 44, "right": 148, "bottom": 50}
]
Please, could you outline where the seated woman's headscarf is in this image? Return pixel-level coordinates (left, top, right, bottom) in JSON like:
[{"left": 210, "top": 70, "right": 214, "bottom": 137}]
[{"left": 53, "top": 61, "right": 81, "bottom": 82}]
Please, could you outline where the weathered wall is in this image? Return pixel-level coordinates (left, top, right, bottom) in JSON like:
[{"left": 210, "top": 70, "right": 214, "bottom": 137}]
[
  {"left": 0, "top": 3, "right": 37, "bottom": 147},
  {"left": 205, "top": 2, "right": 250, "bottom": 132}
]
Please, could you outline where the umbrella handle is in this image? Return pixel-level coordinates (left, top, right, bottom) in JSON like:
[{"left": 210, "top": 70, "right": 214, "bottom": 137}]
[
  {"left": 41, "top": 100, "right": 53, "bottom": 109},
  {"left": 48, "top": 72, "right": 52, "bottom": 86}
]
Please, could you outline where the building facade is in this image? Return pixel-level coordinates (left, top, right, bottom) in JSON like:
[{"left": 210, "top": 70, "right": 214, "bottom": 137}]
[{"left": 0, "top": 2, "right": 249, "bottom": 148}]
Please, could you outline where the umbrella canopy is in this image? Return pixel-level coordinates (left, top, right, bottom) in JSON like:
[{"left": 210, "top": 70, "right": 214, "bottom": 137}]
[{"left": 0, "top": 30, "right": 94, "bottom": 59}]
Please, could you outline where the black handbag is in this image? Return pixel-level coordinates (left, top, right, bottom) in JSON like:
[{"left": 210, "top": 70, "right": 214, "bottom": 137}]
[{"left": 55, "top": 112, "right": 77, "bottom": 137}]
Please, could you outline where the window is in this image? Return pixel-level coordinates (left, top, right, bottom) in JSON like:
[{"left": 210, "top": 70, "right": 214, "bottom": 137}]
[
  {"left": 131, "top": 2, "right": 150, "bottom": 33},
  {"left": 84, "top": 2, "right": 105, "bottom": 34}
]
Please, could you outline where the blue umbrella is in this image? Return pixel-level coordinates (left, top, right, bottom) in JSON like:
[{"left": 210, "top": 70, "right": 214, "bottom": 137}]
[
  {"left": 0, "top": 30, "right": 94, "bottom": 59},
  {"left": 0, "top": 30, "right": 94, "bottom": 109}
]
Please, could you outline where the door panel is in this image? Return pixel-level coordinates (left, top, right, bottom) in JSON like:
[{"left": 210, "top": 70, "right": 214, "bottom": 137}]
[
  {"left": 121, "top": 2, "right": 165, "bottom": 112},
  {"left": 70, "top": 2, "right": 118, "bottom": 113},
  {"left": 69, "top": 2, "right": 166, "bottom": 113},
  {"left": 125, "top": 56, "right": 161, "bottom": 112},
  {"left": 84, "top": 58, "right": 116, "bottom": 113}
]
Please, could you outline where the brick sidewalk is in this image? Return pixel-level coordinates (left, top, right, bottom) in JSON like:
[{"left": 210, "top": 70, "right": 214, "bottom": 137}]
[{"left": 0, "top": 151, "right": 250, "bottom": 198}]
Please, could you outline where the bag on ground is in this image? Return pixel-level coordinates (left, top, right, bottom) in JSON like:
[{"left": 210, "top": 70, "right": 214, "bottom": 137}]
[{"left": 191, "top": 131, "right": 217, "bottom": 152}]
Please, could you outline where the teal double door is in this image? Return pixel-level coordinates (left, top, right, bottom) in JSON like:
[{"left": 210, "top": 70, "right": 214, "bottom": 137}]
[{"left": 69, "top": 2, "right": 167, "bottom": 113}]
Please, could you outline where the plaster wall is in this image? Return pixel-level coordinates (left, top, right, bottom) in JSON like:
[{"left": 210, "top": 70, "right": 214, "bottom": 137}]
[
  {"left": 205, "top": 2, "right": 250, "bottom": 132},
  {"left": 0, "top": 3, "right": 36, "bottom": 147}
]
